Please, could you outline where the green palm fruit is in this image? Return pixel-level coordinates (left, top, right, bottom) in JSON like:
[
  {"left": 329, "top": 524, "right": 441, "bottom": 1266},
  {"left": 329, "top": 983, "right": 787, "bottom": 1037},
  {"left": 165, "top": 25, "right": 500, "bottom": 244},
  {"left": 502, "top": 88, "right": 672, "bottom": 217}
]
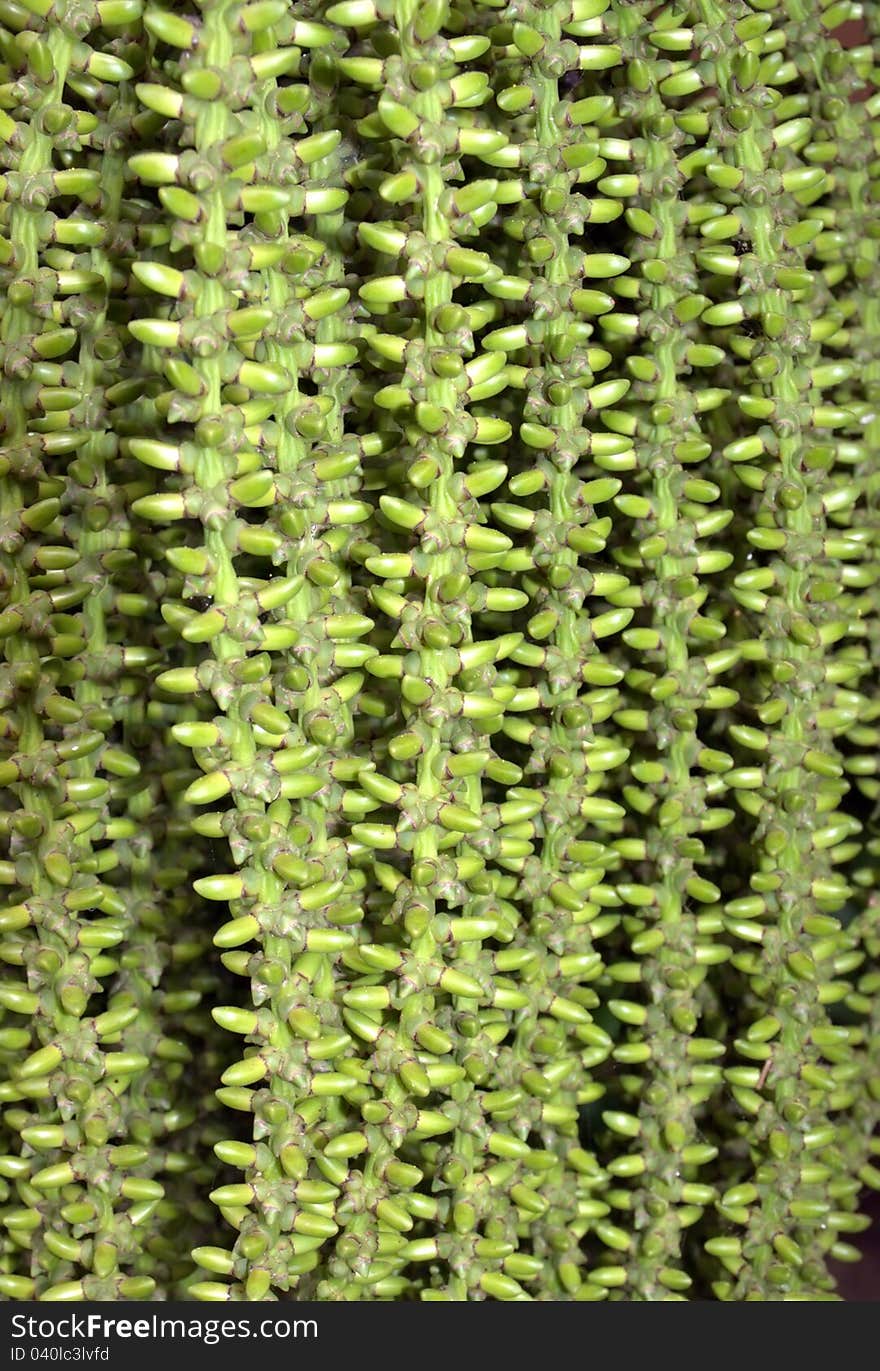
[
  {"left": 472, "top": 0, "right": 633, "bottom": 1300},
  {"left": 685, "top": 0, "right": 866, "bottom": 1300},
  {"left": 542, "top": 0, "right": 732, "bottom": 1301},
  {"left": 0, "top": 0, "right": 879, "bottom": 1304},
  {"left": 0, "top": 0, "right": 166, "bottom": 1301},
  {"left": 127, "top": 0, "right": 379, "bottom": 1302},
  {"left": 0, "top": 0, "right": 231, "bottom": 1301}
]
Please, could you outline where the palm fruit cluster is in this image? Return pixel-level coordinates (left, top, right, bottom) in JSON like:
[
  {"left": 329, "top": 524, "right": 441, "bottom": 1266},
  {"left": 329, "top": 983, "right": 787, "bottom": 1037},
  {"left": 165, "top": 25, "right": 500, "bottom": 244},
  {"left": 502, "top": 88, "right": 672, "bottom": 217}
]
[{"left": 0, "top": 0, "right": 878, "bottom": 1302}]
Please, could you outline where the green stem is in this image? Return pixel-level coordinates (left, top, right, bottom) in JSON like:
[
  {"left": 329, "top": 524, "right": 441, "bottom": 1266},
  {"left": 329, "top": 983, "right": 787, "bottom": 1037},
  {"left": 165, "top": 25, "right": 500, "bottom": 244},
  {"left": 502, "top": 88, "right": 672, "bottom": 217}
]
[{"left": 699, "top": 0, "right": 856, "bottom": 1299}]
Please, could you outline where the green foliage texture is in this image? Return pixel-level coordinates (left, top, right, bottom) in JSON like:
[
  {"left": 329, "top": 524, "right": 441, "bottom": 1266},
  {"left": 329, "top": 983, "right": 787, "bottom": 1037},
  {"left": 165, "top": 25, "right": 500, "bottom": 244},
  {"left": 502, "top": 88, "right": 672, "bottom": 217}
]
[{"left": 0, "top": 0, "right": 879, "bottom": 1303}]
